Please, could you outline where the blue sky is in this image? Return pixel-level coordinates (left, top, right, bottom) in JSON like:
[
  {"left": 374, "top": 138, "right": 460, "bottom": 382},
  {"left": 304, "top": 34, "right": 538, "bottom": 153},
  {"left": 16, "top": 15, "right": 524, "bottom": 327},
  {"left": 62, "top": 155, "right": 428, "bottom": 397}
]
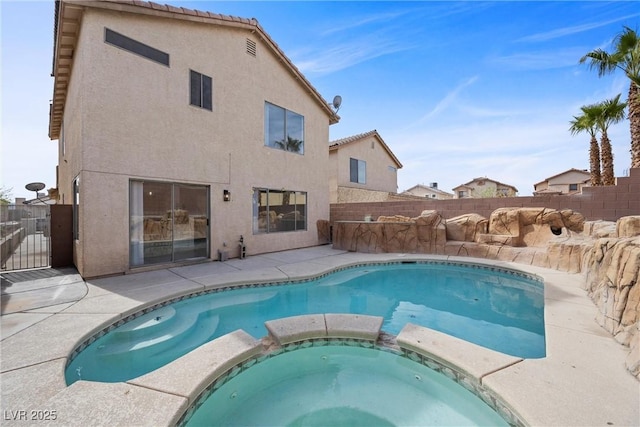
[{"left": 2, "top": 1, "right": 639, "bottom": 199}]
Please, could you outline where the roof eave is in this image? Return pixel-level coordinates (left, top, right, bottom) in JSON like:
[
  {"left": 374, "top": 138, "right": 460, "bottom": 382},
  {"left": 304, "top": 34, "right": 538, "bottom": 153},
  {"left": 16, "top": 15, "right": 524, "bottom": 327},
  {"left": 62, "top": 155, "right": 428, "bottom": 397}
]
[{"left": 329, "top": 130, "right": 402, "bottom": 168}]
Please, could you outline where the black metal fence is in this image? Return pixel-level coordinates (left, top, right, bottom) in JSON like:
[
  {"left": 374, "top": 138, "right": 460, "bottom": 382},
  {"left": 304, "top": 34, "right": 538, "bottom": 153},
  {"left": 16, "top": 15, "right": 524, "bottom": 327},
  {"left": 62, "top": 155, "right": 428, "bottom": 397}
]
[{"left": 1, "top": 204, "right": 51, "bottom": 271}]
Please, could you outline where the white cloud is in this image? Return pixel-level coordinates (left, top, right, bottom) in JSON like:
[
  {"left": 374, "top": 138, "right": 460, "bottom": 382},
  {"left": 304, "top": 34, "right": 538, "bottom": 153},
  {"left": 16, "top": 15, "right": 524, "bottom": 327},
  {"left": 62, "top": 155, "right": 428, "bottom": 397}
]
[
  {"left": 487, "top": 48, "right": 586, "bottom": 70},
  {"left": 516, "top": 13, "right": 640, "bottom": 43},
  {"left": 404, "top": 76, "right": 479, "bottom": 128},
  {"left": 319, "top": 10, "right": 413, "bottom": 36},
  {"left": 293, "top": 37, "right": 412, "bottom": 74}
]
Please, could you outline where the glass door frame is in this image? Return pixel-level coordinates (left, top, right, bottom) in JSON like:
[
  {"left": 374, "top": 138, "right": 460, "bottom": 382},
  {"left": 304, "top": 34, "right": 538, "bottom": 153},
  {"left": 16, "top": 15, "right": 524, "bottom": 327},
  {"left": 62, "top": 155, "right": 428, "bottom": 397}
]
[{"left": 129, "top": 180, "right": 210, "bottom": 267}]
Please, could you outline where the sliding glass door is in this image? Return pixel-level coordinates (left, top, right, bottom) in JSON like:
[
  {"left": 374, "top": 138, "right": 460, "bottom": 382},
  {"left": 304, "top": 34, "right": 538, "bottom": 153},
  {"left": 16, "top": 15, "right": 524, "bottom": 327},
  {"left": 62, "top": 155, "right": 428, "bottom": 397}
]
[
  {"left": 173, "top": 183, "right": 208, "bottom": 261},
  {"left": 130, "top": 181, "right": 209, "bottom": 267}
]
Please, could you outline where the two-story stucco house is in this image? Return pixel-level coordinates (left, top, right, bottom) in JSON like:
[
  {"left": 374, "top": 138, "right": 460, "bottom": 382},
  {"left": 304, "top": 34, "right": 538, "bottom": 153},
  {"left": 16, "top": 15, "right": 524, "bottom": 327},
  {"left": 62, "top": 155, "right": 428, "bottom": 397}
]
[
  {"left": 328, "top": 130, "right": 403, "bottom": 203},
  {"left": 401, "top": 183, "right": 454, "bottom": 200},
  {"left": 533, "top": 168, "right": 591, "bottom": 196},
  {"left": 49, "top": 0, "right": 339, "bottom": 278},
  {"left": 452, "top": 178, "right": 518, "bottom": 198}
]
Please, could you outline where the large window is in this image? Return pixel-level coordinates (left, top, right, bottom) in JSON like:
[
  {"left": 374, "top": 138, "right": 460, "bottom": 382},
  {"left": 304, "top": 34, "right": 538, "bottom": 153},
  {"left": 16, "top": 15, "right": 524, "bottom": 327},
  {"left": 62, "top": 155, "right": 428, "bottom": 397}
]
[
  {"left": 130, "top": 181, "right": 209, "bottom": 267},
  {"left": 264, "top": 102, "right": 304, "bottom": 154},
  {"left": 253, "top": 188, "right": 307, "bottom": 233},
  {"left": 190, "top": 70, "right": 212, "bottom": 111},
  {"left": 350, "top": 158, "right": 366, "bottom": 184}
]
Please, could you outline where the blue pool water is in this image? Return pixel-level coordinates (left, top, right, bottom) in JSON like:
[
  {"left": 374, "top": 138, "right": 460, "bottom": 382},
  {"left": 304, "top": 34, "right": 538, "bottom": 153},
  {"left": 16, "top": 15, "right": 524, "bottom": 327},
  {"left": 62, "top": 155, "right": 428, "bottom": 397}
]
[
  {"left": 66, "top": 262, "right": 545, "bottom": 384},
  {"left": 184, "top": 345, "right": 509, "bottom": 426}
]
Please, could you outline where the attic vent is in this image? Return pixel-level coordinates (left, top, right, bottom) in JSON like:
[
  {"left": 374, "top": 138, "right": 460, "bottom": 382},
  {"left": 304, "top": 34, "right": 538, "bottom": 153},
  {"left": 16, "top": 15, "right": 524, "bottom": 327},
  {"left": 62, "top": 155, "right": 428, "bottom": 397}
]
[{"left": 246, "top": 39, "right": 257, "bottom": 57}]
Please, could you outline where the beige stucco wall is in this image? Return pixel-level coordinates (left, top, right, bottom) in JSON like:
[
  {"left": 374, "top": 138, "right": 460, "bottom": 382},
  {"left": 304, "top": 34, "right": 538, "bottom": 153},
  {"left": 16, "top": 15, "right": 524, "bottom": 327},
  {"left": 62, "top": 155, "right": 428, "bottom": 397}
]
[
  {"left": 541, "top": 171, "right": 591, "bottom": 194},
  {"left": 56, "top": 8, "right": 332, "bottom": 277},
  {"left": 336, "top": 187, "right": 392, "bottom": 204},
  {"left": 453, "top": 180, "right": 517, "bottom": 198},
  {"left": 548, "top": 170, "right": 590, "bottom": 186},
  {"left": 329, "top": 135, "right": 398, "bottom": 203},
  {"left": 470, "top": 181, "right": 499, "bottom": 197},
  {"left": 329, "top": 150, "right": 339, "bottom": 204}
]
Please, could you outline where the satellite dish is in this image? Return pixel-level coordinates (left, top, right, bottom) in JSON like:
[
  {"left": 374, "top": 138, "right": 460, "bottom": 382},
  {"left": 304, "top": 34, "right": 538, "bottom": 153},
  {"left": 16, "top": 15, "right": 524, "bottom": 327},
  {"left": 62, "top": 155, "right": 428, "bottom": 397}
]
[
  {"left": 25, "top": 182, "right": 46, "bottom": 192},
  {"left": 332, "top": 95, "right": 342, "bottom": 112}
]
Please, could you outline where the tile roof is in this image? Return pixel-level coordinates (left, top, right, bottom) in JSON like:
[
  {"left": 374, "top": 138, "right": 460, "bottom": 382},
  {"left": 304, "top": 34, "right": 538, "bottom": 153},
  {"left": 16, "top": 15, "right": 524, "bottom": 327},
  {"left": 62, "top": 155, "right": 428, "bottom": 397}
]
[
  {"left": 329, "top": 130, "right": 379, "bottom": 147},
  {"left": 329, "top": 130, "right": 403, "bottom": 168},
  {"left": 403, "top": 184, "right": 454, "bottom": 196},
  {"left": 456, "top": 177, "right": 518, "bottom": 192}
]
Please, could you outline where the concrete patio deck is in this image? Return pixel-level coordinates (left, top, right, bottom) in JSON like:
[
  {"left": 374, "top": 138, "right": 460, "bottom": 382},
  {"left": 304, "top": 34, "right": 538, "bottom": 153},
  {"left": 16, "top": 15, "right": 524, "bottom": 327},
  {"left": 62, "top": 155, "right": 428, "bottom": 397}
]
[{"left": 1, "top": 245, "right": 638, "bottom": 426}]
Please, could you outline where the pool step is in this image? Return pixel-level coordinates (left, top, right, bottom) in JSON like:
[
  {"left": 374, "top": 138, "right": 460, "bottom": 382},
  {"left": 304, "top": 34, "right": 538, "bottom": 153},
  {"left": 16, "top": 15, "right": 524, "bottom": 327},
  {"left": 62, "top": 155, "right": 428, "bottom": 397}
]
[
  {"left": 318, "top": 269, "right": 372, "bottom": 287},
  {"left": 97, "top": 311, "right": 218, "bottom": 357},
  {"left": 111, "top": 306, "right": 178, "bottom": 339},
  {"left": 95, "top": 291, "right": 278, "bottom": 360}
]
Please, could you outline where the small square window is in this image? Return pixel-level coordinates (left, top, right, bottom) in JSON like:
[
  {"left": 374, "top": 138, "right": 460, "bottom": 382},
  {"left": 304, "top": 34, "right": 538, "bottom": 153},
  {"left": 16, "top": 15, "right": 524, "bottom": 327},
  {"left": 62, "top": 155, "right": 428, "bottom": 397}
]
[{"left": 569, "top": 183, "right": 578, "bottom": 191}]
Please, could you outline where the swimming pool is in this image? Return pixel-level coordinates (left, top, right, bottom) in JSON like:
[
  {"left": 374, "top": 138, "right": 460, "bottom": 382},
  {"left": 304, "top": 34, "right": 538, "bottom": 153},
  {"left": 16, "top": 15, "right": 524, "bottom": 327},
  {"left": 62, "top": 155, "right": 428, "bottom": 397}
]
[
  {"left": 65, "top": 261, "right": 545, "bottom": 384},
  {"left": 182, "top": 344, "right": 509, "bottom": 426}
]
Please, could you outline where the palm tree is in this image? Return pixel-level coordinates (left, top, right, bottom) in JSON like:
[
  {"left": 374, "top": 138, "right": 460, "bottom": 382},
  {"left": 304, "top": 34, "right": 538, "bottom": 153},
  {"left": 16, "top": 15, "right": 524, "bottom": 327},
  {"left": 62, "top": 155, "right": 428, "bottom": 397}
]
[
  {"left": 570, "top": 107, "right": 602, "bottom": 186},
  {"left": 275, "top": 136, "right": 303, "bottom": 153},
  {"left": 596, "top": 94, "right": 627, "bottom": 185},
  {"left": 580, "top": 26, "right": 640, "bottom": 168}
]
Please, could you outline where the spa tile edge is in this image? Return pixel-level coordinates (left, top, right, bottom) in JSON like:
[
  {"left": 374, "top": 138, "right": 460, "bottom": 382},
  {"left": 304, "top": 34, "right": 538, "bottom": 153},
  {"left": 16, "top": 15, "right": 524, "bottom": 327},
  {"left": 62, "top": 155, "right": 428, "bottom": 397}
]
[
  {"left": 265, "top": 314, "right": 327, "bottom": 345},
  {"left": 324, "top": 313, "right": 383, "bottom": 340},
  {"left": 396, "top": 323, "right": 522, "bottom": 380}
]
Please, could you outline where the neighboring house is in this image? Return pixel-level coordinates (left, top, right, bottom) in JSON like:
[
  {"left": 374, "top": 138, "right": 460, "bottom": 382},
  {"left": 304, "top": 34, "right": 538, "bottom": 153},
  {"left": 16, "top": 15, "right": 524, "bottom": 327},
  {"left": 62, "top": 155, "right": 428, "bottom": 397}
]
[
  {"left": 401, "top": 183, "right": 454, "bottom": 200},
  {"left": 452, "top": 178, "right": 518, "bottom": 198},
  {"left": 49, "top": 0, "right": 339, "bottom": 278},
  {"left": 533, "top": 168, "right": 591, "bottom": 196},
  {"left": 328, "top": 130, "right": 403, "bottom": 203}
]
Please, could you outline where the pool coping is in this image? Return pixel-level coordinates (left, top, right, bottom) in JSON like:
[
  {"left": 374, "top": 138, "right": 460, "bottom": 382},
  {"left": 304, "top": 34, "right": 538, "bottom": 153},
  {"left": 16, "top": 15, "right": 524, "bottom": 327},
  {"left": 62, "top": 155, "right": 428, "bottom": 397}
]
[{"left": 1, "top": 248, "right": 638, "bottom": 426}]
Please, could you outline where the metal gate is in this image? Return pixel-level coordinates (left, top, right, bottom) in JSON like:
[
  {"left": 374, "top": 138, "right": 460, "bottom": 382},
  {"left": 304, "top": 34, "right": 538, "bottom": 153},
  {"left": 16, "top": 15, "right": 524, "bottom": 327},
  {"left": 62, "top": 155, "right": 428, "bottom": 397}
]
[{"left": 1, "top": 203, "right": 51, "bottom": 271}]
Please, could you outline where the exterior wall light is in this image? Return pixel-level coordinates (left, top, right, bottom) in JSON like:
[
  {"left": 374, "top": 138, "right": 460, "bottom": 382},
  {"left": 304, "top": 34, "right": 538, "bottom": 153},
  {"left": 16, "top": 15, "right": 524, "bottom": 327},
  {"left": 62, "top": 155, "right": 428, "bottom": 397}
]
[{"left": 223, "top": 189, "right": 231, "bottom": 202}]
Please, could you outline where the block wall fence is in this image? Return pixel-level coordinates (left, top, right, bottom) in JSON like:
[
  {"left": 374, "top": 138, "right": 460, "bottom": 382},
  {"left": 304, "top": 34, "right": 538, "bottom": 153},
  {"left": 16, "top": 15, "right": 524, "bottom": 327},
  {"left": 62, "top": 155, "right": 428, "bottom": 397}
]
[{"left": 330, "top": 168, "right": 640, "bottom": 223}]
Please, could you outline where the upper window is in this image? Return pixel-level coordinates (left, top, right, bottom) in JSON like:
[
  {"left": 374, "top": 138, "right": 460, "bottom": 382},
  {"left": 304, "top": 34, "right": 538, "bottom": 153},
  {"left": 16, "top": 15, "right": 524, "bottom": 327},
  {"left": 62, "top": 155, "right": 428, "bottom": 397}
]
[
  {"left": 350, "top": 158, "right": 366, "bottom": 184},
  {"left": 569, "top": 183, "right": 578, "bottom": 191},
  {"left": 190, "top": 70, "right": 212, "bottom": 111},
  {"left": 104, "top": 28, "right": 169, "bottom": 66},
  {"left": 264, "top": 102, "right": 304, "bottom": 154}
]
